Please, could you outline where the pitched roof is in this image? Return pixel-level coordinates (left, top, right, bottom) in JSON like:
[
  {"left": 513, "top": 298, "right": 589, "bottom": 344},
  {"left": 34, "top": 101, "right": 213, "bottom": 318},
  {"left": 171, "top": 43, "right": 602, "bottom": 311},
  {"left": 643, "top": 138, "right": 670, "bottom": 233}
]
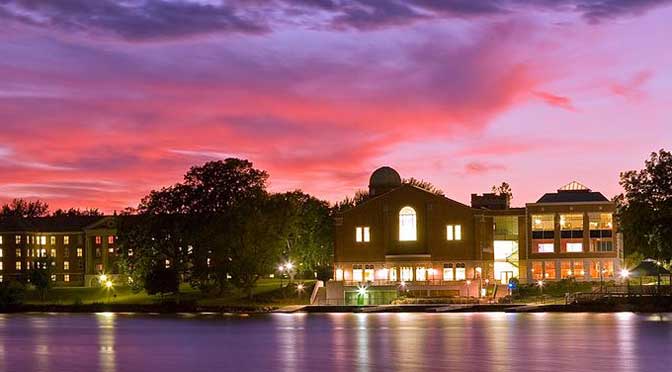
[
  {"left": 630, "top": 260, "right": 672, "bottom": 277},
  {"left": 0, "top": 216, "right": 108, "bottom": 232},
  {"left": 535, "top": 181, "right": 610, "bottom": 203}
]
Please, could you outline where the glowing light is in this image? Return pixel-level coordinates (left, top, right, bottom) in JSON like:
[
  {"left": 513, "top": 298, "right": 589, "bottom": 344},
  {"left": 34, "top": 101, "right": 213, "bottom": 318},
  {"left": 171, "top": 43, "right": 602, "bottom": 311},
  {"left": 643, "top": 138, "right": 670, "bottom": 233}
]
[
  {"left": 399, "top": 281, "right": 406, "bottom": 287},
  {"left": 296, "top": 283, "right": 305, "bottom": 292},
  {"left": 98, "top": 274, "right": 108, "bottom": 283},
  {"left": 537, "top": 280, "right": 544, "bottom": 287},
  {"left": 105, "top": 280, "right": 113, "bottom": 289},
  {"left": 357, "top": 286, "right": 367, "bottom": 296},
  {"left": 620, "top": 269, "right": 630, "bottom": 278},
  {"left": 285, "top": 262, "right": 294, "bottom": 270},
  {"left": 278, "top": 265, "right": 285, "bottom": 272},
  {"left": 466, "top": 280, "right": 471, "bottom": 285}
]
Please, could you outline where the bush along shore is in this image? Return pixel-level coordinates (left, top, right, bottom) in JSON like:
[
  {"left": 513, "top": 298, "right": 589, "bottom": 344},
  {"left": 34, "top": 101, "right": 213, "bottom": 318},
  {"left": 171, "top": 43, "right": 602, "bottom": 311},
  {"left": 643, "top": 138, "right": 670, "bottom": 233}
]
[{"left": 0, "top": 302, "right": 278, "bottom": 314}]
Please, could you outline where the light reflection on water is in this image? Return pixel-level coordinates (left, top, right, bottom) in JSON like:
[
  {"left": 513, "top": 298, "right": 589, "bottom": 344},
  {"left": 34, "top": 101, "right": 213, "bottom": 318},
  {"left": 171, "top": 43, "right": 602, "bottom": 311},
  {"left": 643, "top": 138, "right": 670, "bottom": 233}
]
[{"left": 0, "top": 312, "right": 670, "bottom": 371}]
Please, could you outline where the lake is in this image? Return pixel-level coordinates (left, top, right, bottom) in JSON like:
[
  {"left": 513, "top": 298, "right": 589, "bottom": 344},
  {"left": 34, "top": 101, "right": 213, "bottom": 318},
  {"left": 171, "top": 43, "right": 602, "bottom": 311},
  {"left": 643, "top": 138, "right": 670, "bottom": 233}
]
[{"left": 0, "top": 312, "right": 670, "bottom": 371}]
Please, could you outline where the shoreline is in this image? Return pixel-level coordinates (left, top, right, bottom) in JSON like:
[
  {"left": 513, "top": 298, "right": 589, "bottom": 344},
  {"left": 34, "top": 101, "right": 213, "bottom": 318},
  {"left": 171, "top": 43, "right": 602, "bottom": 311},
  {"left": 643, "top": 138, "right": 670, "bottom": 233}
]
[{"left": 1, "top": 301, "right": 671, "bottom": 314}]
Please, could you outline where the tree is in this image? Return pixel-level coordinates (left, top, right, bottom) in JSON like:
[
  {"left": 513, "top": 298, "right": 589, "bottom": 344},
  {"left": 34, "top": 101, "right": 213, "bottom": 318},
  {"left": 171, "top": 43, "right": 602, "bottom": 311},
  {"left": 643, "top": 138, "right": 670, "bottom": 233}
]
[
  {"left": 144, "top": 265, "right": 180, "bottom": 297},
  {"left": 0, "top": 281, "right": 25, "bottom": 307},
  {"left": 51, "top": 208, "right": 103, "bottom": 216},
  {"left": 404, "top": 178, "right": 444, "bottom": 196},
  {"left": 491, "top": 182, "right": 513, "bottom": 201},
  {"left": 28, "top": 257, "right": 54, "bottom": 301},
  {"left": 333, "top": 190, "right": 371, "bottom": 213},
  {"left": 273, "top": 191, "right": 334, "bottom": 281},
  {"left": 1, "top": 199, "right": 49, "bottom": 218},
  {"left": 617, "top": 149, "right": 672, "bottom": 259}
]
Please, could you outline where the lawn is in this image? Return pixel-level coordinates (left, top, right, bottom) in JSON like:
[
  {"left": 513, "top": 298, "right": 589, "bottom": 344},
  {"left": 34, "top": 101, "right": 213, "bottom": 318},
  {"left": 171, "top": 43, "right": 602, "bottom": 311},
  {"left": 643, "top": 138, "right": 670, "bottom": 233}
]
[{"left": 22, "top": 279, "right": 315, "bottom": 307}]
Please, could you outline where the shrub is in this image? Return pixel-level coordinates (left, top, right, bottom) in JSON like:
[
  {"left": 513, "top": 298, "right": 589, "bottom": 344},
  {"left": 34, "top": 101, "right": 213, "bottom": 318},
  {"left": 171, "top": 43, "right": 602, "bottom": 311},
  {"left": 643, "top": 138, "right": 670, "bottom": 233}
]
[{"left": 0, "top": 280, "right": 25, "bottom": 307}]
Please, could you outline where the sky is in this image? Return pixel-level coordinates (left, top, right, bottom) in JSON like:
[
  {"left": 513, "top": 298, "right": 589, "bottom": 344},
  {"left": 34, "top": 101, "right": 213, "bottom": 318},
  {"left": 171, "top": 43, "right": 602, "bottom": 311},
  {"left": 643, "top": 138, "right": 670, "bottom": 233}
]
[{"left": 0, "top": 0, "right": 671, "bottom": 212}]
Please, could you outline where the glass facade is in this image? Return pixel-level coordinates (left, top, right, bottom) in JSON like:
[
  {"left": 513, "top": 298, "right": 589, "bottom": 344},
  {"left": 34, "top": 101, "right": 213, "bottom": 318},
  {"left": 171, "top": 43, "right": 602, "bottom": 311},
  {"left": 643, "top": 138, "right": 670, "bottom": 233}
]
[{"left": 532, "top": 214, "right": 554, "bottom": 253}]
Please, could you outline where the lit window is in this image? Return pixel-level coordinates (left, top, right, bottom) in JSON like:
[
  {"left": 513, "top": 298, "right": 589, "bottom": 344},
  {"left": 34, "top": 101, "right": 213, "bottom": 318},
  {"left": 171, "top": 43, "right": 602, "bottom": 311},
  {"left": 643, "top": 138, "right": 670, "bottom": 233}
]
[
  {"left": 51, "top": 274, "right": 56, "bottom": 282},
  {"left": 388, "top": 267, "right": 397, "bottom": 281},
  {"left": 355, "top": 227, "right": 363, "bottom": 242},
  {"left": 95, "top": 263, "right": 103, "bottom": 272},
  {"left": 335, "top": 268, "right": 344, "bottom": 281},
  {"left": 566, "top": 243, "right": 583, "bottom": 253},
  {"left": 455, "top": 263, "right": 466, "bottom": 281},
  {"left": 0, "top": 262, "right": 3, "bottom": 270},
  {"left": 95, "top": 236, "right": 102, "bottom": 245},
  {"left": 446, "top": 225, "right": 463, "bottom": 241},
  {"left": 40, "top": 236, "right": 46, "bottom": 245},
  {"left": 64, "top": 236, "right": 70, "bottom": 245},
  {"left": 364, "top": 265, "right": 374, "bottom": 282},
  {"left": 443, "top": 263, "right": 454, "bottom": 281},
  {"left": 50, "top": 236, "right": 56, "bottom": 245},
  {"left": 352, "top": 265, "right": 363, "bottom": 282},
  {"left": 0, "top": 248, "right": 2, "bottom": 258},
  {"left": 16, "top": 262, "right": 21, "bottom": 270},
  {"left": 108, "top": 236, "right": 115, "bottom": 245},
  {"left": 0, "top": 275, "right": 3, "bottom": 282},
  {"left": 95, "top": 248, "right": 101, "bottom": 257},
  {"left": 531, "top": 261, "right": 543, "bottom": 280},
  {"left": 64, "top": 274, "right": 70, "bottom": 282},
  {"left": 64, "top": 261, "right": 69, "bottom": 271},
  {"left": 399, "top": 206, "right": 417, "bottom": 241},
  {"left": 544, "top": 261, "right": 556, "bottom": 279},
  {"left": 363, "top": 227, "right": 370, "bottom": 242},
  {"left": 108, "top": 247, "right": 114, "bottom": 253},
  {"left": 0, "top": 236, "right": 2, "bottom": 244},
  {"left": 538, "top": 243, "right": 554, "bottom": 253},
  {"left": 77, "top": 248, "right": 83, "bottom": 257},
  {"left": 50, "top": 249, "right": 56, "bottom": 257},
  {"left": 415, "top": 267, "right": 426, "bottom": 281},
  {"left": 165, "top": 259, "right": 170, "bottom": 268},
  {"left": 400, "top": 267, "right": 413, "bottom": 281},
  {"left": 15, "top": 235, "right": 21, "bottom": 244},
  {"left": 15, "top": 248, "right": 21, "bottom": 257},
  {"left": 128, "top": 249, "right": 134, "bottom": 257}
]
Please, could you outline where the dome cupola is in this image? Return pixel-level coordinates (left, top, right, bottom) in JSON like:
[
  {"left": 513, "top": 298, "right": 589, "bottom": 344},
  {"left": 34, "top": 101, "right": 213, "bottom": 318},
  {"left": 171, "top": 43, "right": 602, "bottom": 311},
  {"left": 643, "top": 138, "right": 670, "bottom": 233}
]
[{"left": 368, "top": 166, "right": 402, "bottom": 196}]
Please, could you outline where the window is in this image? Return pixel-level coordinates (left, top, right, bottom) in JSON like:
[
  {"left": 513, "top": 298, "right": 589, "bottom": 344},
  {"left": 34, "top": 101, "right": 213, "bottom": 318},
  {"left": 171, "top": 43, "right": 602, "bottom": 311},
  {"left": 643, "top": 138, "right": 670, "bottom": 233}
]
[
  {"left": 335, "top": 268, "right": 344, "bottom": 281},
  {"left": 51, "top": 274, "right": 56, "bottom": 282},
  {"left": 108, "top": 247, "right": 114, "bottom": 253},
  {"left": 399, "top": 206, "right": 417, "bottom": 241},
  {"left": 446, "top": 225, "right": 462, "bottom": 241},
  {"left": 15, "top": 248, "right": 21, "bottom": 257},
  {"left": 95, "top": 236, "right": 102, "bottom": 245},
  {"left": 455, "top": 263, "right": 466, "bottom": 281},
  {"left": 443, "top": 263, "right": 454, "bottom": 281},
  {"left": 573, "top": 260, "right": 585, "bottom": 277},
  {"left": 40, "top": 236, "right": 46, "bottom": 245},
  {"left": 50, "top": 236, "right": 56, "bottom": 245},
  {"left": 16, "top": 262, "right": 21, "bottom": 270},
  {"left": 352, "top": 265, "right": 363, "bottom": 282},
  {"left": 64, "top": 247, "right": 69, "bottom": 258},
  {"left": 531, "top": 261, "right": 543, "bottom": 280},
  {"left": 561, "top": 261, "right": 572, "bottom": 278},
  {"left": 537, "top": 243, "right": 554, "bottom": 253},
  {"left": 400, "top": 267, "right": 413, "bottom": 282},
  {"left": 77, "top": 248, "right": 83, "bottom": 257},
  {"left": 532, "top": 214, "right": 555, "bottom": 253},
  {"left": 544, "top": 261, "right": 556, "bottom": 279},
  {"left": 566, "top": 243, "right": 583, "bottom": 253},
  {"left": 0, "top": 248, "right": 2, "bottom": 258},
  {"left": 165, "top": 259, "right": 171, "bottom": 269},
  {"left": 128, "top": 249, "right": 134, "bottom": 257},
  {"left": 15, "top": 235, "right": 21, "bottom": 244},
  {"left": 0, "top": 276, "right": 3, "bottom": 282},
  {"left": 108, "top": 236, "right": 115, "bottom": 245},
  {"left": 355, "top": 227, "right": 371, "bottom": 243},
  {"left": 364, "top": 265, "right": 374, "bottom": 282},
  {"left": 64, "top": 236, "right": 70, "bottom": 245},
  {"left": 64, "top": 261, "right": 69, "bottom": 271},
  {"left": 589, "top": 213, "right": 613, "bottom": 252},
  {"left": 64, "top": 274, "right": 70, "bottom": 282},
  {"left": 95, "top": 263, "right": 103, "bottom": 272},
  {"left": 0, "top": 262, "right": 3, "bottom": 270},
  {"left": 415, "top": 267, "right": 427, "bottom": 281},
  {"left": 95, "top": 248, "right": 101, "bottom": 258},
  {"left": 388, "top": 267, "right": 397, "bottom": 281},
  {"left": 50, "top": 248, "right": 56, "bottom": 257},
  {"left": 0, "top": 236, "right": 2, "bottom": 244},
  {"left": 494, "top": 216, "right": 519, "bottom": 240}
]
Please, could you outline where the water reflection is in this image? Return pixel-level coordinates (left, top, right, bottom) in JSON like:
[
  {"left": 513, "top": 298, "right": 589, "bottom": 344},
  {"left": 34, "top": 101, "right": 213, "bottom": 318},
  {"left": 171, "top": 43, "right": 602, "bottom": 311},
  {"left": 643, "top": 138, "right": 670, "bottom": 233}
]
[{"left": 0, "top": 312, "right": 670, "bottom": 371}]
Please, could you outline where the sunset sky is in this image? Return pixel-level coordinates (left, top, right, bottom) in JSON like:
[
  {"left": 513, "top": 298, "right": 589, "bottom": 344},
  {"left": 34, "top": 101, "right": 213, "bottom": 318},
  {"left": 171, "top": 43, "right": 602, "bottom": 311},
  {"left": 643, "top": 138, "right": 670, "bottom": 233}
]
[{"left": 1, "top": 0, "right": 671, "bottom": 212}]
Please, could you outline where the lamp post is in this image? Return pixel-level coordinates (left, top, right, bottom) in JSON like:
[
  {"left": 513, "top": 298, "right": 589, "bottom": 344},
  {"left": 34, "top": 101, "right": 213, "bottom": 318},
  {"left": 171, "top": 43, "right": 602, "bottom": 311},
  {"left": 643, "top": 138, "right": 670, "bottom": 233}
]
[
  {"left": 538, "top": 280, "right": 544, "bottom": 303},
  {"left": 278, "top": 264, "right": 285, "bottom": 288},
  {"left": 620, "top": 269, "right": 630, "bottom": 296}
]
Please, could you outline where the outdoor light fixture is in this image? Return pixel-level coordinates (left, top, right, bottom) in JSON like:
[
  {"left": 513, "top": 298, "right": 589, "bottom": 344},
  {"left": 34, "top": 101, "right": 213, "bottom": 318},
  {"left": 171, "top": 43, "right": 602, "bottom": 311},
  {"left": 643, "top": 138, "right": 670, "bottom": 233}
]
[
  {"left": 98, "top": 274, "right": 108, "bottom": 283},
  {"left": 105, "top": 280, "right": 113, "bottom": 289},
  {"left": 296, "top": 283, "right": 305, "bottom": 292},
  {"left": 278, "top": 265, "right": 285, "bottom": 272},
  {"left": 537, "top": 280, "right": 544, "bottom": 287},
  {"left": 620, "top": 269, "right": 630, "bottom": 278},
  {"left": 285, "top": 262, "right": 294, "bottom": 271},
  {"left": 357, "top": 286, "right": 367, "bottom": 296}
]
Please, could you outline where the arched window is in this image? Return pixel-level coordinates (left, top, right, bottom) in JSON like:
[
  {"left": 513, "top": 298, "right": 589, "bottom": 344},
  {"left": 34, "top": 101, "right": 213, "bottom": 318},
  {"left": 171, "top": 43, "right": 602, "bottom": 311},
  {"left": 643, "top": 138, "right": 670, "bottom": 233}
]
[{"left": 399, "top": 206, "right": 417, "bottom": 241}]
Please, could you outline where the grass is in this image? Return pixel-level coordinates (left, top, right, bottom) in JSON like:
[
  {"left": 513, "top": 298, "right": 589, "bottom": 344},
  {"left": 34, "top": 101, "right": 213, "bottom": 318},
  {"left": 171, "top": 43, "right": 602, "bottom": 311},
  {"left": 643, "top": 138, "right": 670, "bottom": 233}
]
[{"left": 23, "top": 279, "right": 316, "bottom": 307}]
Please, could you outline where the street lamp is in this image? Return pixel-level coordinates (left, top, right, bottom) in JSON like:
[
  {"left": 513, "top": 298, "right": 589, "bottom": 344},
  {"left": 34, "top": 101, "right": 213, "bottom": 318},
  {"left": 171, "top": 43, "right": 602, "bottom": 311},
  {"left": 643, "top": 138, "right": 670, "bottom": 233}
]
[
  {"left": 537, "top": 280, "right": 544, "bottom": 303},
  {"left": 296, "top": 283, "right": 305, "bottom": 297},
  {"left": 278, "top": 264, "right": 285, "bottom": 288},
  {"left": 620, "top": 269, "right": 630, "bottom": 295}
]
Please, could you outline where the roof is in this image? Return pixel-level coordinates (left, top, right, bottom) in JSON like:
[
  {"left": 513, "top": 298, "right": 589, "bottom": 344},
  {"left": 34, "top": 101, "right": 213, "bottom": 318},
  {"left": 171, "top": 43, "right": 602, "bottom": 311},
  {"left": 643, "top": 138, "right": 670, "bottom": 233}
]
[
  {"left": 0, "top": 216, "right": 109, "bottom": 233},
  {"left": 535, "top": 181, "right": 609, "bottom": 203},
  {"left": 630, "top": 260, "right": 672, "bottom": 277}
]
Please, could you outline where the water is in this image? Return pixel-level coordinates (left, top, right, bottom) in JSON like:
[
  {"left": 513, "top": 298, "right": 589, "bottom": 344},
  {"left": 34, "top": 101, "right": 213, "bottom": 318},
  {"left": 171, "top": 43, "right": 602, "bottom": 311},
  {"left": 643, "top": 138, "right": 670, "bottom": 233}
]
[{"left": 0, "top": 312, "right": 670, "bottom": 372}]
